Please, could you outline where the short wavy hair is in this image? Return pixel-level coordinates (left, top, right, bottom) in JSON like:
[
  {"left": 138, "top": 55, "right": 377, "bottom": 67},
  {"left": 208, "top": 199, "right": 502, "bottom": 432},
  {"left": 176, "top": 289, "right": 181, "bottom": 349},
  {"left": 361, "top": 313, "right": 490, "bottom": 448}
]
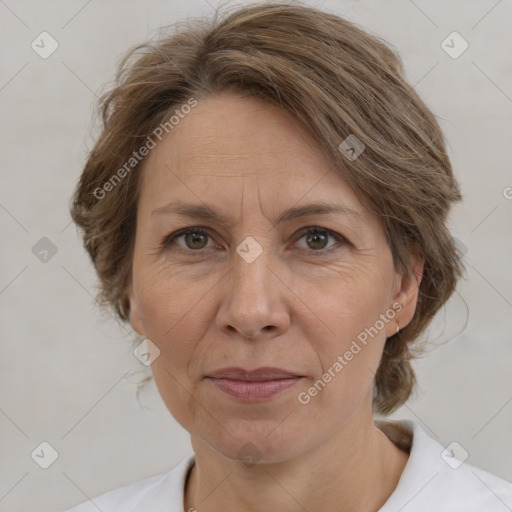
[{"left": 71, "top": 1, "right": 464, "bottom": 414}]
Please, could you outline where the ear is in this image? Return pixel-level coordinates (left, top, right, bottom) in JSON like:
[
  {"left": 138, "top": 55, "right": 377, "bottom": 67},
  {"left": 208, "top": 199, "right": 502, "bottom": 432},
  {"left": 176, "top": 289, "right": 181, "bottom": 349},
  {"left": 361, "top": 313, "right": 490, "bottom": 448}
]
[
  {"left": 386, "top": 243, "right": 424, "bottom": 337},
  {"left": 126, "top": 281, "right": 144, "bottom": 336}
]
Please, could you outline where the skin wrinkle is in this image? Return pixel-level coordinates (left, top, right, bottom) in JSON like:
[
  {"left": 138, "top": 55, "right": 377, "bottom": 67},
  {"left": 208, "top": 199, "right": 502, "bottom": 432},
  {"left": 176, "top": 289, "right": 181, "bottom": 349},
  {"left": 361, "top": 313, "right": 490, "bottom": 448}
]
[{"left": 128, "top": 92, "right": 423, "bottom": 512}]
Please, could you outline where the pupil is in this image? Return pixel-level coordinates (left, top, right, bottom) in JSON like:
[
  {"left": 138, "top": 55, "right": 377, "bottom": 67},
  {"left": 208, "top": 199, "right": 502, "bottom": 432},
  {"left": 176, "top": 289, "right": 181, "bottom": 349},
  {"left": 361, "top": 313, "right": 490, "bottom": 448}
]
[
  {"left": 308, "top": 231, "right": 327, "bottom": 250},
  {"left": 187, "top": 232, "right": 207, "bottom": 249}
]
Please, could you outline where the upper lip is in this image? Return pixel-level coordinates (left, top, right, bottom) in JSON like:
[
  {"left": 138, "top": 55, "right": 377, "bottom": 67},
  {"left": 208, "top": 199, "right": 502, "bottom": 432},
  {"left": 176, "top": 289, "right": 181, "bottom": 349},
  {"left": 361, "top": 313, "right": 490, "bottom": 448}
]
[{"left": 207, "top": 367, "right": 302, "bottom": 381}]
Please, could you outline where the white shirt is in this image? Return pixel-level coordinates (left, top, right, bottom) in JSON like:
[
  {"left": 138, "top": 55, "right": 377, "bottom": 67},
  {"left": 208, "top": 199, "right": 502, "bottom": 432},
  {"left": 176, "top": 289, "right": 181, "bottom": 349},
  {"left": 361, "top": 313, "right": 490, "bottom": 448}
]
[{"left": 63, "top": 420, "right": 512, "bottom": 511}]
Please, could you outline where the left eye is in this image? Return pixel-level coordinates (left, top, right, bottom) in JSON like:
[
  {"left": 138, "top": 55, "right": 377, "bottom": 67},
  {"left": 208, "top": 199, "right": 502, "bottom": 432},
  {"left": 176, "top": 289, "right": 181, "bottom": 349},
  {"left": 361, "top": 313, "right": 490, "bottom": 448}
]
[{"left": 294, "top": 227, "right": 341, "bottom": 252}]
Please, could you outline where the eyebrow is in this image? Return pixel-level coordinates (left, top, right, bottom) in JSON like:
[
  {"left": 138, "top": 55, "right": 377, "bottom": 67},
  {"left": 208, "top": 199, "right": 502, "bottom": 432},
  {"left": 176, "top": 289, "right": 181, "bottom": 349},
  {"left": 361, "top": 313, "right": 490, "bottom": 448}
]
[{"left": 151, "top": 200, "right": 363, "bottom": 227}]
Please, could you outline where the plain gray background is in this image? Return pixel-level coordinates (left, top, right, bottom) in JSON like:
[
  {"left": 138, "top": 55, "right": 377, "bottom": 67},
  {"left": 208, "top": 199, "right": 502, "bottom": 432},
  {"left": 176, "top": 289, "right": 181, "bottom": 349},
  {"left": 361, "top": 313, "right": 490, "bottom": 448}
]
[{"left": 0, "top": 0, "right": 511, "bottom": 511}]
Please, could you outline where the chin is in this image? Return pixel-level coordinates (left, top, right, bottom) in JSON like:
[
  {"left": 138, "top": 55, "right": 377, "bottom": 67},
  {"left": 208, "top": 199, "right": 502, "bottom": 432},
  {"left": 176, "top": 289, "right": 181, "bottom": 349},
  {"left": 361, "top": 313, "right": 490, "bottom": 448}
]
[{"left": 193, "top": 416, "right": 315, "bottom": 465}]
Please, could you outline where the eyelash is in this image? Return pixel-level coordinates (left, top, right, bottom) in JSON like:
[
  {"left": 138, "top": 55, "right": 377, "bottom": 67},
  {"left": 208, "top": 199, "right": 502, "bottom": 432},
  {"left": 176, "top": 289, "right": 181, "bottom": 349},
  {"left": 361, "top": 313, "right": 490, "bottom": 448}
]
[{"left": 161, "top": 226, "right": 347, "bottom": 257}]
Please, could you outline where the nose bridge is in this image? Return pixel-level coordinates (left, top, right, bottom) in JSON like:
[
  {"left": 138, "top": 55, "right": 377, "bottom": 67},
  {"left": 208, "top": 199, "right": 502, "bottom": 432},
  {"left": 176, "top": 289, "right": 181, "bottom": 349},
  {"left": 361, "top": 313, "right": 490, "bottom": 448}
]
[
  {"left": 217, "top": 237, "right": 289, "bottom": 340},
  {"left": 229, "top": 180, "right": 275, "bottom": 308},
  {"left": 233, "top": 239, "right": 271, "bottom": 300}
]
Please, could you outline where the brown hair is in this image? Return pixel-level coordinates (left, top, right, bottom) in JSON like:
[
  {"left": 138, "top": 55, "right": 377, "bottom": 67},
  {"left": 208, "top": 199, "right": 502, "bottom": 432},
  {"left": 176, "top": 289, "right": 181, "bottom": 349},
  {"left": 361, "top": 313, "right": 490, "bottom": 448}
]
[{"left": 71, "top": 1, "right": 464, "bottom": 414}]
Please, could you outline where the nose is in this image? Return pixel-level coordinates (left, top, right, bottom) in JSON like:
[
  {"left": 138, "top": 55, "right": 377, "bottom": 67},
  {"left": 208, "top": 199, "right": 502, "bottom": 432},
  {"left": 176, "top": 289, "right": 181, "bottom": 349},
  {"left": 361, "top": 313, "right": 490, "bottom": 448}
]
[{"left": 216, "top": 247, "right": 291, "bottom": 341}]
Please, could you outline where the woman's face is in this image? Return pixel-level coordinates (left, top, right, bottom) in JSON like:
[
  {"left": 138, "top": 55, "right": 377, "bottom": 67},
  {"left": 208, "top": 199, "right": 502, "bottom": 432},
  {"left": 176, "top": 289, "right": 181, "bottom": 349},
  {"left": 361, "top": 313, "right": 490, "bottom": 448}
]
[{"left": 128, "top": 92, "right": 420, "bottom": 463}]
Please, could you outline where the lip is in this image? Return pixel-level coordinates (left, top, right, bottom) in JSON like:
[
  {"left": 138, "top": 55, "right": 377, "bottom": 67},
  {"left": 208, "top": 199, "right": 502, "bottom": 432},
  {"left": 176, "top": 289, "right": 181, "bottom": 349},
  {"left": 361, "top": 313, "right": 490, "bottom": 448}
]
[
  {"left": 206, "top": 367, "right": 303, "bottom": 401},
  {"left": 207, "top": 367, "right": 301, "bottom": 381}
]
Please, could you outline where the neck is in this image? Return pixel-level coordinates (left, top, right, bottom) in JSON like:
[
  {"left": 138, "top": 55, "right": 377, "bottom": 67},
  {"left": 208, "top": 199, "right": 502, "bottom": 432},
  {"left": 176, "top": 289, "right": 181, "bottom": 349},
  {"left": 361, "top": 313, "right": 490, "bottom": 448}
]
[{"left": 184, "top": 409, "right": 409, "bottom": 512}]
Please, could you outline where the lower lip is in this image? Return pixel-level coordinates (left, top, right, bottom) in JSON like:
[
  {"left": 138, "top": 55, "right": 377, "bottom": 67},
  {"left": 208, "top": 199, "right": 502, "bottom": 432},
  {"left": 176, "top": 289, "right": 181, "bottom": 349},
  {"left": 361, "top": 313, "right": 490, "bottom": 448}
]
[{"left": 208, "top": 377, "right": 302, "bottom": 401}]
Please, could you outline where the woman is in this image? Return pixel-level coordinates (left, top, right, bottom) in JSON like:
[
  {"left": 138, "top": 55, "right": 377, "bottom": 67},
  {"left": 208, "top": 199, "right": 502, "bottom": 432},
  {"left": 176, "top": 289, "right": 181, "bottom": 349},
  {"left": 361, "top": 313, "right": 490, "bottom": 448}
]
[{"left": 65, "top": 2, "right": 512, "bottom": 511}]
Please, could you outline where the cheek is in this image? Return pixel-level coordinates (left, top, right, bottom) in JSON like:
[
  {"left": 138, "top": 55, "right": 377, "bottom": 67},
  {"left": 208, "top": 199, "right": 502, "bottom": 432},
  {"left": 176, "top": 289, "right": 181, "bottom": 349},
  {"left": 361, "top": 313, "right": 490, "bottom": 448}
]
[
  {"left": 136, "top": 271, "right": 208, "bottom": 429},
  {"left": 297, "top": 263, "right": 393, "bottom": 401},
  {"left": 301, "top": 259, "right": 393, "bottom": 344},
  {"left": 133, "top": 264, "right": 208, "bottom": 394},
  {"left": 135, "top": 261, "right": 211, "bottom": 338}
]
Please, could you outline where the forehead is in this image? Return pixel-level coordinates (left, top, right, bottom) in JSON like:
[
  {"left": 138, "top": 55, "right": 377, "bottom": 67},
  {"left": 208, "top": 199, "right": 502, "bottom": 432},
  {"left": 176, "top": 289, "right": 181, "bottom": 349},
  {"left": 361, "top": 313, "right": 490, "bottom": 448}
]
[
  {"left": 139, "top": 92, "right": 369, "bottom": 221},
  {"left": 160, "top": 93, "right": 329, "bottom": 175}
]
